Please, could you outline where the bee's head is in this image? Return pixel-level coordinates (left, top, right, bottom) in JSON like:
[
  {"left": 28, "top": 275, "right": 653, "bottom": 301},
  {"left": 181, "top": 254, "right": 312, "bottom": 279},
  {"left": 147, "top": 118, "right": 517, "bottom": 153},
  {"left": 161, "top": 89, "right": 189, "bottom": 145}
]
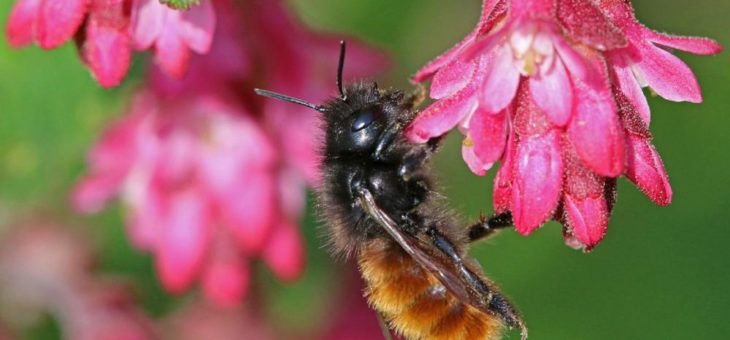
[
  {"left": 318, "top": 81, "right": 403, "bottom": 156},
  {"left": 254, "top": 41, "right": 405, "bottom": 157}
]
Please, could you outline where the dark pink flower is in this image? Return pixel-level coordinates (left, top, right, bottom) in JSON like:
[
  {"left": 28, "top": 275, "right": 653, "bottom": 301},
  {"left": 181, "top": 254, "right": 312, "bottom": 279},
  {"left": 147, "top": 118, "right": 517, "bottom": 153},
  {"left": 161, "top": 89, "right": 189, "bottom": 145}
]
[
  {"left": 6, "top": 0, "right": 89, "bottom": 49},
  {"left": 0, "top": 222, "right": 155, "bottom": 340},
  {"left": 407, "top": 0, "right": 720, "bottom": 250},
  {"left": 5, "top": 0, "right": 218, "bottom": 87},
  {"left": 73, "top": 91, "right": 305, "bottom": 305}
]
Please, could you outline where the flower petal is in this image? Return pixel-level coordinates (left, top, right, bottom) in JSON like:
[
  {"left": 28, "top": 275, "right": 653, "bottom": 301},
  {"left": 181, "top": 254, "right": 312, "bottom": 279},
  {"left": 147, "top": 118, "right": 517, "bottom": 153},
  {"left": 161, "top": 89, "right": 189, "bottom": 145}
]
[
  {"left": 411, "top": 0, "right": 504, "bottom": 82},
  {"left": 201, "top": 242, "right": 248, "bottom": 307},
  {"left": 430, "top": 58, "right": 477, "bottom": 99},
  {"left": 529, "top": 59, "right": 573, "bottom": 126},
  {"left": 479, "top": 46, "right": 521, "bottom": 112},
  {"left": 36, "top": 0, "right": 88, "bottom": 49},
  {"left": 511, "top": 130, "right": 563, "bottom": 234},
  {"left": 179, "top": 0, "right": 216, "bottom": 53},
  {"left": 156, "top": 190, "right": 210, "bottom": 293},
  {"left": 469, "top": 106, "right": 508, "bottom": 164},
  {"left": 625, "top": 135, "right": 672, "bottom": 205},
  {"left": 84, "top": 10, "right": 131, "bottom": 88},
  {"left": 493, "top": 132, "right": 516, "bottom": 213},
  {"left": 633, "top": 41, "right": 702, "bottom": 103},
  {"left": 221, "top": 172, "right": 276, "bottom": 254},
  {"left": 155, "top": 27, "right": 191, "bottom": 79},
  {"left": 405, "top": 85, "right": 477, "bottom": 143},
  {"left": 462, "top": 136, "right": 493, "bottom": 176},
  {"left": 611, "top": 61, "right": 650, "bottom": 124},
  {"left": 564, "top": 193, "right": 609, "bottom": 251},
  {"left": 562, "top": 142, "right": 609, "bottom": 250},
  {"left": 553, "top": 37, "right": 601, "bottom": 89},
  {"left": 645, "top": 31, "right": 723, "bottom": 55},
  {"left": 6, "top": 0, "right": 40, "bottom": 48},
  {"left": 130, "top": 0, "right": 165, "bottom": 50},
  {"left": 72, "top": 174, "right": 123, "bottom": 213},
  {"left": 261, "top": 220, "right": 305, "bottom": 282},
  {"left": 568, "top": 63, "right": 625, "bottom": 177}
]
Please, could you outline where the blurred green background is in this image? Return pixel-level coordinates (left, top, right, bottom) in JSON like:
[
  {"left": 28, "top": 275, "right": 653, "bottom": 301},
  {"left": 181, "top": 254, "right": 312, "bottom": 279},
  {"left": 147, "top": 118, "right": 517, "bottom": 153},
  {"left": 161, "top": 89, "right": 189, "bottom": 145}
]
[{"left": 0, "top": 0, "right": 728, "bottom": 339}]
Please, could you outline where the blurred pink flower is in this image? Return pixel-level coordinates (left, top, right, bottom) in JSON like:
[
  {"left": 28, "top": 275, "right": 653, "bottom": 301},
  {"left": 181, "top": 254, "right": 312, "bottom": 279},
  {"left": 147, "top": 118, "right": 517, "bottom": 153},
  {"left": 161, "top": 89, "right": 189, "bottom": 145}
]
[
  {"left": 164, "top": 301, "right": 276, "bottom": 340},
  {"left": 73, "top": 0, "right": 386, "bottom": 305},
  {"left": 0, "top": 222, "right": 155, "bottom": 340},
  {"left": 406, "top": 0, "right": 720, "bottom": 250},
  {"left": 73, "top": 91, "right": 305, "bottom": 306},
  {"left": 5, "top": 0, "right": 217, "bottom": 87}
]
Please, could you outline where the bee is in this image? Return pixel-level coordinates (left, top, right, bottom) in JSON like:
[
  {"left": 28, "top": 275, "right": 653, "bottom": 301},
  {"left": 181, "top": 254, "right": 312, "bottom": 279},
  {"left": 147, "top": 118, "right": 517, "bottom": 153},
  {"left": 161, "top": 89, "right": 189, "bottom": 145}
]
[{"left": 255, "top": 42, "right": 527, "bottom": 340}]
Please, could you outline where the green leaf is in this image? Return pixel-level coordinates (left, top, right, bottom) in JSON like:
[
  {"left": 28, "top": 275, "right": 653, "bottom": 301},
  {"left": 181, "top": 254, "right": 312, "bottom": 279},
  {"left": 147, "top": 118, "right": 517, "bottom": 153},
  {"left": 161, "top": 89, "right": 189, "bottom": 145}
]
[{"left": 159, "top": 0, "right": 200, "bottom": 10}]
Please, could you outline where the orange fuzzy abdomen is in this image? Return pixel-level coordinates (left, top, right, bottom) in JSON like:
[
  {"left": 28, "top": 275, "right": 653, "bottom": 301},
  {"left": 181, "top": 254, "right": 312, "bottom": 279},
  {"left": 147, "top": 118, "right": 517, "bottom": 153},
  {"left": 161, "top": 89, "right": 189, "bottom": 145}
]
[{"left": 358, "top": 240, "right": 504, "bottom": 340}]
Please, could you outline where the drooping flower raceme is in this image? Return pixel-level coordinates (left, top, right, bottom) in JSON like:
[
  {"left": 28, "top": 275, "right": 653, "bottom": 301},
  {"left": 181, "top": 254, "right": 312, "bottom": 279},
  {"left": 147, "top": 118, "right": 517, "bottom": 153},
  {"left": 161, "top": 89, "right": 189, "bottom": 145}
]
[
  {"left": 406, "top": 0, "right": 721, "bottom": 250},
  {"left": 73, "top": 0, "right": 386, "bottom": 305},
  {"left": 5, "top": 0, "right": 216, "bottom": 87}
]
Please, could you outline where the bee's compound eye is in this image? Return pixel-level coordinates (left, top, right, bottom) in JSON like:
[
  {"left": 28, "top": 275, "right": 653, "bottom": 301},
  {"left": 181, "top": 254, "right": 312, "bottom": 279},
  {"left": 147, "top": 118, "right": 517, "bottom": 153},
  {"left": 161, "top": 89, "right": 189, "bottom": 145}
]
[{"left": 351, "top": 109, "right": 377, "bottom": 132}]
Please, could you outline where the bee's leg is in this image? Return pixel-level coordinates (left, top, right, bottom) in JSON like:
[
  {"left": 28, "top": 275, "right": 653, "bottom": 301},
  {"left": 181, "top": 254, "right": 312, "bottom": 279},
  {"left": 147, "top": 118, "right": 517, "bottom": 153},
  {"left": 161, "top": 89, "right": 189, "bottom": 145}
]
[
  {"left": 467, "top": 212, "right": 513, "bottom": 242},
  {"left": 425, "top": 227, "right": 525, "bottom": 331}
]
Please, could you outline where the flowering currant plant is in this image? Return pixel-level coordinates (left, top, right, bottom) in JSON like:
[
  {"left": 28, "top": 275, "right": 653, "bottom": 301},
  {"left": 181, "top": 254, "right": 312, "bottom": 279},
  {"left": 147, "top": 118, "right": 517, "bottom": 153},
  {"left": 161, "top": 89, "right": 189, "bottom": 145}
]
[
  {"left": 0, "top": 0, "right": 723, "bottom": 337},
  {"left": 406, "top": 0, "right": 721, "bottom": 250}
]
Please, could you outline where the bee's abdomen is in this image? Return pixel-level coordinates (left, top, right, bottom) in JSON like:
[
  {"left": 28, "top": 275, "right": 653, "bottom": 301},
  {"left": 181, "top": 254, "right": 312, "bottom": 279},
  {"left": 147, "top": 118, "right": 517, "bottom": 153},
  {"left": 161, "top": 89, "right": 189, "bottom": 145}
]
[{"left": 358, "top": 240, "right": 504, "bottom": 340}]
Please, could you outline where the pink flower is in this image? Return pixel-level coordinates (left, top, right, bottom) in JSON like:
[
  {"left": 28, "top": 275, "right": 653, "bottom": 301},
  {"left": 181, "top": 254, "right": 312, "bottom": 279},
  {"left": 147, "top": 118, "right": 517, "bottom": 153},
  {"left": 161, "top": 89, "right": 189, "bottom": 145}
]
[
  {"left": 0, "top": 221, "right": 154, "bottom": 340},
  {"left": 73, "top": 91, "right": 305, "bottom": 306},
  {"left": 131, "top": 0, "right": 216, "bottom": 78},
  {"left": 5, "top": 0, "right": 218, "bottom": 87},
  {"left": 6, "top": 0, "right": 131, "bottom": 87},
  {"left": 596, "top": 0, "right": 722, "bottom": 123},
  {"left": 407, "top": 0, "right": 720, "bottom": 250},
  {"left": 73, "top": 0, "right": 385, "bottom": 305}
]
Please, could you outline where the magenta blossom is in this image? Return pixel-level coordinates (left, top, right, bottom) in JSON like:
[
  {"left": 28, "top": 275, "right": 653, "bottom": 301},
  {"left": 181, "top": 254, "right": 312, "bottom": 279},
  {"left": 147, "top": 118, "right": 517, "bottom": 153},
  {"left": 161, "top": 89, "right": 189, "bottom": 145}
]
[
  {"left": 5, "top": 0, "right": 216, "bottom": 87},
  {"left": 406, "top": 0, "right": 721, "bottom": 250},
  {"left": 73, "top": 91, "right": 305, "bottom": 306}
]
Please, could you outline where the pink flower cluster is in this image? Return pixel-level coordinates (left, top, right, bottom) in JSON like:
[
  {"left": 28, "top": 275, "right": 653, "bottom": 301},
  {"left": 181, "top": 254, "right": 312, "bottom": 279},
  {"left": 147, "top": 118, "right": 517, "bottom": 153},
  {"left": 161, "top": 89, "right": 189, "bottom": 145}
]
[
  {"left": 0, "top": 220, "right": 376, "bottom": 339},
  {"left": 6, "top": 0, "right": 216, "bottom": 87},
  {"left": 73, "top": 0, "right": 385, "bottom": 305},
  {"left": 407, "top": 0, "right": 721, "bottom": 250}
]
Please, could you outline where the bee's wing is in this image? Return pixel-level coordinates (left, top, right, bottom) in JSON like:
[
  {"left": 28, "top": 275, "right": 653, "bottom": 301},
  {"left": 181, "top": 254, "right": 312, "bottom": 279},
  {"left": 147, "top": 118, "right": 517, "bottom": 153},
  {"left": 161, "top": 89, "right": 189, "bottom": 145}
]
[
  {"left": 356, "top": 188, "right": 472, "bottom": 303},
  {"left": 358, "top": 188, "right": 528, "bottom": 339}
]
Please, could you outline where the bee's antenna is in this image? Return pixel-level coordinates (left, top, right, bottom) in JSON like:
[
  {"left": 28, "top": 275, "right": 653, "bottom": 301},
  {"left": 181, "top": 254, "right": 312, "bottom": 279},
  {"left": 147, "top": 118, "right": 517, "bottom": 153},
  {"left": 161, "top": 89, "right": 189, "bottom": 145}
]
[
  {"left": 337, "top": 40, "right": 347, "bottom": 101},
  {"left": 254, "top": 89, "right": 327, "bottom": 113}
]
